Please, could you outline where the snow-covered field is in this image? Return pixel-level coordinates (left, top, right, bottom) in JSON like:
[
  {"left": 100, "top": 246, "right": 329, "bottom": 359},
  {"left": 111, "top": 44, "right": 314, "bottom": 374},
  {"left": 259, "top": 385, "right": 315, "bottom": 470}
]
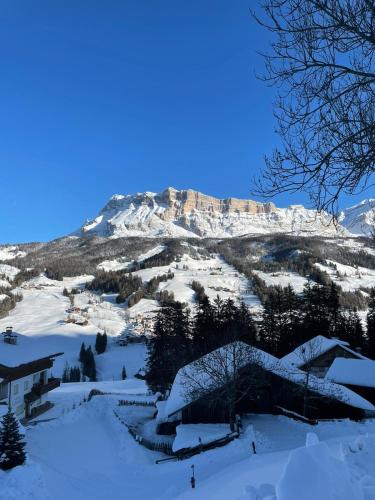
[
  {"left": 98, "top": 244, "right": 166, "bottom": 272},
  {"left": 0, "top": 246, "right": 26, "bottom": 261},
  {"left": 0, "top": 263, "right": 20, "bottom": 281},
  {"left": 9, "top": 392, "right": 374, "bottom": 500},
  {"left": 129, "top": 254, "right": 262, "bottom": 315},
  {"left": 316, "top": 260, "right": 375, "bottom": 292},
  {"left": 253, "top": 270, "right": 309, "bottom": 294},
  {"left": 0, "top": 274, "right": 147, "bottom": 378}
]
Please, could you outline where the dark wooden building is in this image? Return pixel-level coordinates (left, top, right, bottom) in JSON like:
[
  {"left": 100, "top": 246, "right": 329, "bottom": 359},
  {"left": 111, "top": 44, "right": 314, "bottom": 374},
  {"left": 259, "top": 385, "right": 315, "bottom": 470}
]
[
  {"left": 159, "top": 342, "right": 374, "bottom": 432},
  {"left": 281, "top": 335, "right": 368, "bottom": 378}
]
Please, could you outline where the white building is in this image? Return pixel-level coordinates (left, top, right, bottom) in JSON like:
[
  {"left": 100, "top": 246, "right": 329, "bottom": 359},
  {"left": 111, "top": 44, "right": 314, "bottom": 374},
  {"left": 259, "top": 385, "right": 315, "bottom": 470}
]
[{"left": 0, "top": 353, "right": 62, "bottom": 420}]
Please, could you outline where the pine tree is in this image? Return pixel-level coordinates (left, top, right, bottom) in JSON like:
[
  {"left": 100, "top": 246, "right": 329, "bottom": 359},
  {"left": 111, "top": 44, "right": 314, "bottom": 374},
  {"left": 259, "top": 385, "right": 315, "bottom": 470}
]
[
  {"left": 259, "top": 286, "right": 286, "bottom": 355},
  {"left": 95, "top": 332, "right": 102, "bottom": 354},
  {"left": 300, "top": 281, "right": 331, "bottom": 341},
  {"left": 192, "top": 296, "right": 215, "bottom": 356},
  {"left": 145, "top": 303, "right": 191, "bottom": 393},
  {"left": 121, "top": 365, "right": 127, "bottom": 380},
  {"left": 95, "top": 332, "right": 108, "bottom": 355},
  {"left": 62, "top": 362, "right": 70, "bottom": 383},
  {"left": 82, "top": 346, "right": 97, "bottom": 381},
  {"left": 79, "top": 342, "right": 86, "bottom": 363},
  {"left": 366, "top": 288, "right": 375, "bottom": 358},
  {"left": 236, "top": 301, "right": 257, "bottom": 346},
  {"left": 327, "top": 282, "right": 340, "bottom": 334},
  {"left": 0, "top": 410, "right": 26, "bottom": 470}
]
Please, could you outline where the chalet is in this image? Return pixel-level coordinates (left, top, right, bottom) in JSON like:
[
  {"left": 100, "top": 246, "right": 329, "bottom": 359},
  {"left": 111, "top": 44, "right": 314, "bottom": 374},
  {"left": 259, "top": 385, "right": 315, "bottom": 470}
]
[
  {"left": 157, "top": 342, "right": 374, "bottom": 433},
  {"left": 65, "top": 314, "right": 88, "bottom": 326},
  {"left": 325, "top": 358, "right": 375, "bottom": 405},
  {"left": 0, "top": 353, "right": 63, "bottom": 420},
  {"left": 281, "top": 335, "right": 368, "bottom": 378}
]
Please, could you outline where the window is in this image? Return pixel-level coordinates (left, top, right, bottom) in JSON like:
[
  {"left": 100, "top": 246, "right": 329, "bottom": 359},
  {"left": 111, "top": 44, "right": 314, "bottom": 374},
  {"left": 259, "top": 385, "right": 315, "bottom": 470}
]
[
  {"left": 24, "top": 380, "right": 29, "bottom": 391},
  {"left": 33, "top": 373, "right": 39, "bottom": 383},
  {"left": 13, "top": 383, "right": 19, "bottom": 395}
]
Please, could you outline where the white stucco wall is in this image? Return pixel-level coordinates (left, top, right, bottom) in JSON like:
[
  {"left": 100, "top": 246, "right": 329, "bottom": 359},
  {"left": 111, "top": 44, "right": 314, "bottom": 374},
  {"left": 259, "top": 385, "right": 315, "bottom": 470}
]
[{"left": 2, "top": 368, "right": 50, "bottom": 418}]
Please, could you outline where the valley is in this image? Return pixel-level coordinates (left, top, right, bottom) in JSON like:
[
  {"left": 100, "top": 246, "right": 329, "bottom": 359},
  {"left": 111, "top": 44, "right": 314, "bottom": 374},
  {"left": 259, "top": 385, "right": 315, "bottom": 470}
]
[{"left": 0, "top": 189, "right": 375, "bottom": 500}]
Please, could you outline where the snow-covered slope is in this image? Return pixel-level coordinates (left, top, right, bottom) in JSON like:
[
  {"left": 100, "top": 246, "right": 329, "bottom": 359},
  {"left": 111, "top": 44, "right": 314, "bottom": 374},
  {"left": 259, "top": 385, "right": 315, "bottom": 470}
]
[
  {"left": 340, "top": 199, "right": 375, "bottom": 236},
  {"left": 79, "top": 188, "right": 348, "bottom": 238}
]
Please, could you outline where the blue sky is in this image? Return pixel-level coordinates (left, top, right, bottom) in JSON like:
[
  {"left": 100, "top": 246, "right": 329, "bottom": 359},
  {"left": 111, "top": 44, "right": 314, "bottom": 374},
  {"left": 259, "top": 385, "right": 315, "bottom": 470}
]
[{"left": 0, "top": 1, "right": 371, "bottom": 243}]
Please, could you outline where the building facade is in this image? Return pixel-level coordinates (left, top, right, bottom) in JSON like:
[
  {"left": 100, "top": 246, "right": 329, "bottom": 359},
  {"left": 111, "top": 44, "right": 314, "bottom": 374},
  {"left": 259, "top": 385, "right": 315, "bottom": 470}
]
[{"left": 0, "top": 353, "right": 62, "bottom": 420}]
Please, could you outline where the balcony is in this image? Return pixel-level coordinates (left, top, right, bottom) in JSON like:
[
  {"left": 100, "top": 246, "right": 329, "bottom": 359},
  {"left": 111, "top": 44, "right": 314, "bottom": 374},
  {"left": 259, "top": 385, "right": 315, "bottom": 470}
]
[{"left": 24, "top": 378, "right": 60, "bottom": 403}]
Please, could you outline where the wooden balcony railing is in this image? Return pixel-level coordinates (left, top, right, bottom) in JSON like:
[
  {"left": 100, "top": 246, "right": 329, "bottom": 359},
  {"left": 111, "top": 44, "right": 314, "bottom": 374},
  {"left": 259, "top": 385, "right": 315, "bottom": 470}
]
[{"left": 24, "top": 378, "right": 60, "bottom": 403}]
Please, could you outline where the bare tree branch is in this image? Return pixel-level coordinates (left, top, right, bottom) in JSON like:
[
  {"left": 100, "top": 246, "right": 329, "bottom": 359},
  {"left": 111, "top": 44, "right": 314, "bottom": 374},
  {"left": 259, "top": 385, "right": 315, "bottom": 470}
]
[{"left": 252, "top": 0, "right": 375, "bottom": 215}]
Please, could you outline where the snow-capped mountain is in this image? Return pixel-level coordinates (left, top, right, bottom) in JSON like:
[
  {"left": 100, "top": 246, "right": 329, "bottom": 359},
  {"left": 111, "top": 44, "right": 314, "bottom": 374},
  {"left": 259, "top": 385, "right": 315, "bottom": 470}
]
[
  {"left": 79, "top": 187, "right": 348, "bottom": 238},
  {"left": 339, "top": 199, "right": 375, "bottom": 237}
]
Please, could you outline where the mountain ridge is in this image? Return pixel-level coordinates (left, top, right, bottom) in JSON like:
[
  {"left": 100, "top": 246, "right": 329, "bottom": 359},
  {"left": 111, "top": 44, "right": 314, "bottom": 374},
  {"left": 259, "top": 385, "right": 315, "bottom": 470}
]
[
  {"left": 78, "top": 187, "right": 355, "bottom": 239},
  {"left": 339, "top": 199, "right": 375, "bottom": 237}
]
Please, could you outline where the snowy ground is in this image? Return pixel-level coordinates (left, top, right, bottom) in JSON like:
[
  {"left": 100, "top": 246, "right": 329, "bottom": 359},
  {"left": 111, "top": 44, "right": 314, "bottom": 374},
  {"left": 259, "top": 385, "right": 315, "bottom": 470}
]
[
  {"left": 0, "top": 274, "right": 147, "bottom": 378},
  {"left": 1, "top": 248, "right": 375, "bottom": 498},
  {"left": 128, "top": 254, "right": 262, "bottom": 317},
  {"left": 18, "top": 390, "right": 375, "bottom": 500},
  {"left": 252, "top": 270, "right": 309, "bottom": 294},
  {"left": 315, "top": 260, "right": 375, "bottom": 292},
  {"left": 0, "top": 246, "right": 26, "bottom": 261},
  {"left": 98, "top": 244, "right": 166, "bottom": 272},
  {"left": 0, "top": 263, "right": 20, "bottom": 281}
]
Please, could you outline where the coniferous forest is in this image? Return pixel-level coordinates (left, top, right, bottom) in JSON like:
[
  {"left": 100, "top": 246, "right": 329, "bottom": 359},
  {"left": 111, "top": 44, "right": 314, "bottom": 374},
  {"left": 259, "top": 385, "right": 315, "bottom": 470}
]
[{"left": 146, "top": 283, "right": 375, "bottom": 394}]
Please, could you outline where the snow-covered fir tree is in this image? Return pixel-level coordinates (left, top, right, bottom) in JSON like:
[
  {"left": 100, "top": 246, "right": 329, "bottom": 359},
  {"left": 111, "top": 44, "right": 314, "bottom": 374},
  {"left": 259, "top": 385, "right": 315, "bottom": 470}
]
[{"left": 0, "top": 410, "right": 26, "bottom": 470}]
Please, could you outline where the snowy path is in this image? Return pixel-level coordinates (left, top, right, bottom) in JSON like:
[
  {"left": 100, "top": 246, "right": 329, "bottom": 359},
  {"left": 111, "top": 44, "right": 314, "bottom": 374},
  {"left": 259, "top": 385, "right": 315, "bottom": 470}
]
[
  {"left": 28, "top": 416, "right": 129, "bottom": 499},
  {"left": 25, "top": 398, "right": 375, "bottom": 500}
]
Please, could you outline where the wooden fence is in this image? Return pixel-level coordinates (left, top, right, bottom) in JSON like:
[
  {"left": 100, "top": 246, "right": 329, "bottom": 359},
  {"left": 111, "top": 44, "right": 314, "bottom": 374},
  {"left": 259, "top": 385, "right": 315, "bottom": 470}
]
[
  {"left": 113, "top": 410, "right": 174, "bottom": 456},
  {"left": 118, "top": 400, "right": 156, "bottom": 407},
  {"left": 113, "top": 408, "right": 239, "bottom": 464}
]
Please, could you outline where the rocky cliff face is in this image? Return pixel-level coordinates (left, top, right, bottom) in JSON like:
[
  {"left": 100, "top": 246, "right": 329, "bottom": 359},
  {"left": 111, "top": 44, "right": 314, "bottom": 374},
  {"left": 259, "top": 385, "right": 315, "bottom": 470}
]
[
  {"left": 155, "top": 188, "right": 277, "bottom": 220},
  {"left": 79, "top": 187, "right": 348, "bottom": 238}
]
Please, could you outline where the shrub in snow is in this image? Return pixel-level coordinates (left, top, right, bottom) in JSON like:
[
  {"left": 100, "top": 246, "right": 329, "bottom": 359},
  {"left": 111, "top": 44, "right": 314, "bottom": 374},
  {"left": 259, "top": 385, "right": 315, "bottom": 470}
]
[
  {"left": 276, "top": 438, "right": 363, "bottom": 500},
  {"left": 0, "top": 410, "right": 26, "bottom": 471}
]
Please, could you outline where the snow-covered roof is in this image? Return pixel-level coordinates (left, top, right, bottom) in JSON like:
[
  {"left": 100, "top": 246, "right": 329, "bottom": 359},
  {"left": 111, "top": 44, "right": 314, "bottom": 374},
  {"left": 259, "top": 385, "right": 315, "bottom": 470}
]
[
  {"left": 281, "top": 335, "right": 367, "bottom": 369},
  {"left": 0, "top": 332, "right": 63, "bottom": 367},
  {"left": 325, "top": 358, "right": 375, "bottom": 388},
  {"left": 164, "top": 341, "right": 374, "bottom": 417}
]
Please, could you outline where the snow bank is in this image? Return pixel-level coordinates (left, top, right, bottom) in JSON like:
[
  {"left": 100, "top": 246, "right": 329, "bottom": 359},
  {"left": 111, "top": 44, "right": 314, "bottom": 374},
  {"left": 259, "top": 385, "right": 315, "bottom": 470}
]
[
  {"left": 276, "top": 436, "right": 363, "bottom": 500},
  {"left": 0, "top": 462, "right": 48, "bottom": 500},
  {"left": 173, "top": 424, "right": 232, "bottom": 452},
  {"left": 343, "top": 434, "right": 375, "bottom": 498}
]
